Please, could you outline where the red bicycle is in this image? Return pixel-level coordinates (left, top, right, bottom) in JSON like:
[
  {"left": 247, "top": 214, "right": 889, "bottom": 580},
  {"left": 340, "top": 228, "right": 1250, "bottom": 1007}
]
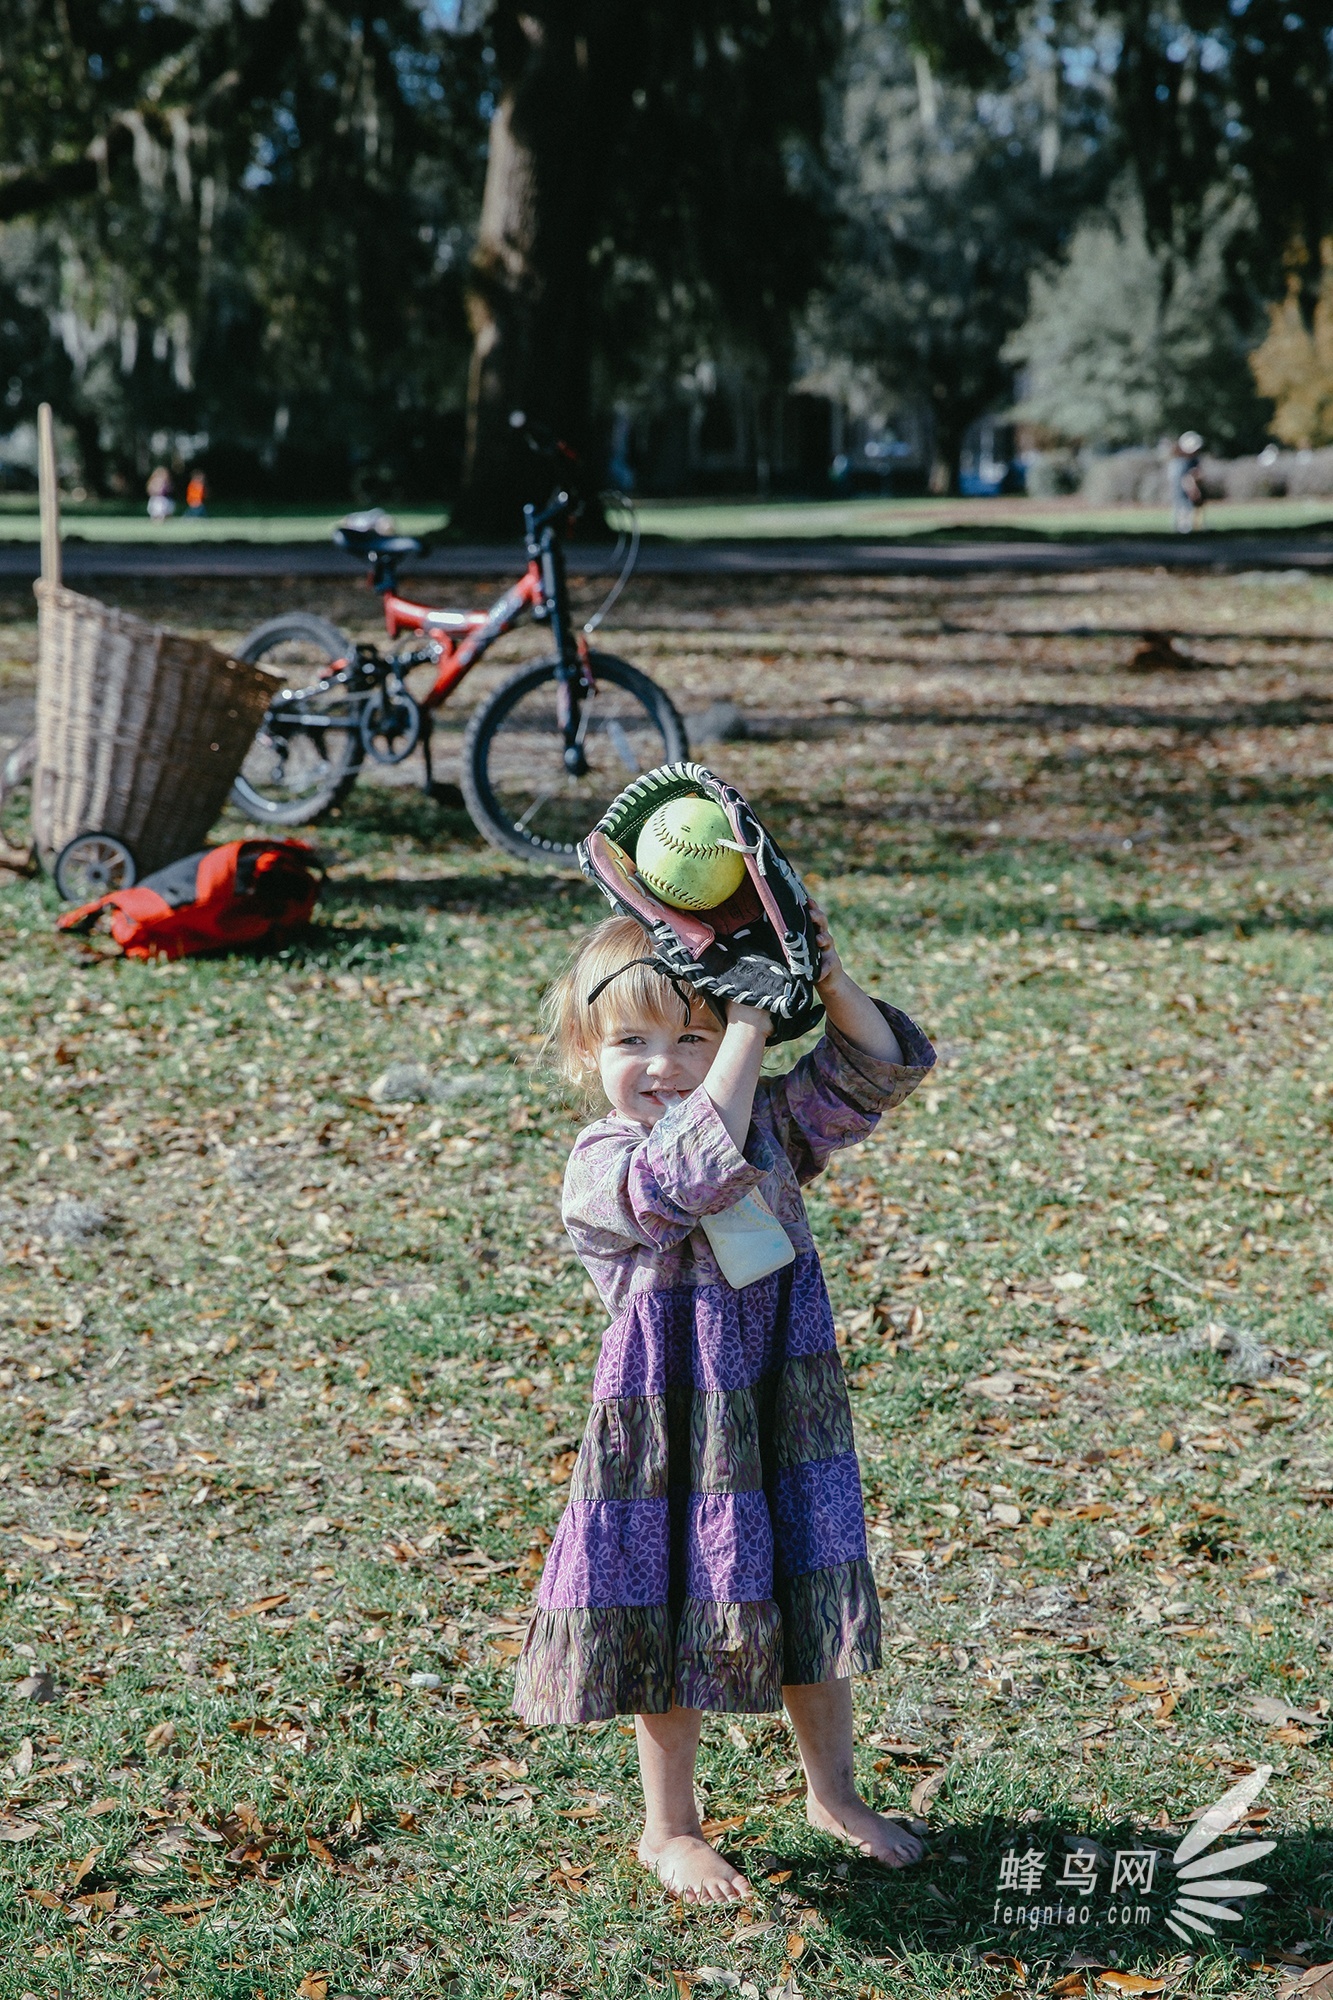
[{"left": 230, "top": 439, "right": 687, "bottom": 866}]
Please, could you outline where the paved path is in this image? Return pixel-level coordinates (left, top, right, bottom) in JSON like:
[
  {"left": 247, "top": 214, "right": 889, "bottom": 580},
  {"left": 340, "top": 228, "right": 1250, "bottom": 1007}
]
[{"left": 2, "top": 533, "right": 1333, "bottom": 581}]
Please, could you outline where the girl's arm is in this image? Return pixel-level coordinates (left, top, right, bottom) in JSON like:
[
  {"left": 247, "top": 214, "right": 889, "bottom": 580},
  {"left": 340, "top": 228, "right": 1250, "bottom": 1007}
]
[
  {"left": 703, "top": 1001, "right": 771, "bottom": 1151},
  {"left": 751, "top": 899, "right": 935, "bottom": 1184},
  {"left": 809, "top": 898, "right": 905, "bottom": 1063}
]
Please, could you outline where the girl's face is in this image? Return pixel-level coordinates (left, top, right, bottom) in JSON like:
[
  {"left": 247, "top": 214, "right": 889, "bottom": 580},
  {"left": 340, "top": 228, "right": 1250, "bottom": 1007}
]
[{"left": 594, "top": 1001, "right": 722, "bottom": 1124}]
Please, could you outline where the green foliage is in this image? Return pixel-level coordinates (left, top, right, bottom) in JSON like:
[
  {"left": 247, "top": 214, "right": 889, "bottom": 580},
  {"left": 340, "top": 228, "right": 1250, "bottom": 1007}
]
[
  {"left": 1, "top": 0, "right": 839, "bottom": 507},
  {"left": 1008, "top": 184, "right": 1274, "bottom": 452},
  {"left": 803, "top": 7, "right": 1112, "bottom": 484},
  {"left": 0, "top": 0, "right": 489, "bottom": 497},
  {"left": 916, "top": 0, "right": 1333, "bottom": 318},
  {"left": 588, "top": 0, "right": 837, "bottom": 402}
]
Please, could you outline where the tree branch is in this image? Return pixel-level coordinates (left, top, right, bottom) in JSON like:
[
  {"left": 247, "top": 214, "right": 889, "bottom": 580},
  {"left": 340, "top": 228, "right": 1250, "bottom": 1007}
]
[{"left": 0, "top": 124, "right": 134, "bottom": 224}]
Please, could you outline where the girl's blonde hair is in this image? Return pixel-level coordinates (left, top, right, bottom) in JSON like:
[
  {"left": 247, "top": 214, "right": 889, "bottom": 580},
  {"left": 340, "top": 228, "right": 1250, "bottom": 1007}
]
[{"left": 541, "top": 915, "right": 708, "bottom": 1093}]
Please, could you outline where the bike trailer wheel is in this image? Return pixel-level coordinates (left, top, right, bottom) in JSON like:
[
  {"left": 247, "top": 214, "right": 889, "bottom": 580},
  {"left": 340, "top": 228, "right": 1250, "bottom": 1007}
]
[
  {"left": 461, "top": 651, "right": 688, "bottom": 868},
  {"left": 54, "top": 832, "right": 137, "bottom": 902}
]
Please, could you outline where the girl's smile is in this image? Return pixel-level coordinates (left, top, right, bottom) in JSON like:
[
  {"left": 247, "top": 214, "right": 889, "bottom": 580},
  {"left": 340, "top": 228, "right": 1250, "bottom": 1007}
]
[{"left": 595, "top": 1005, "right": 723, "bottom": 1124}]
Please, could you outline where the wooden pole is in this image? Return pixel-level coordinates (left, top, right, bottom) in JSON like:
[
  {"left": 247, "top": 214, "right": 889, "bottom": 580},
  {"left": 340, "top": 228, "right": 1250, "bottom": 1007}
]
[{"left": 37, "top": 402, "right": 61, "bottom": 590}]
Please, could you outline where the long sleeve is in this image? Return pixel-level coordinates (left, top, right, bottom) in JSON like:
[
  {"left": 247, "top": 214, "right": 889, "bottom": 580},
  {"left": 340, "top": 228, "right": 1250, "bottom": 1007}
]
[
  {"left": 752, "top": 1000, "right": 935, "bottom": 1185},
  {"left": 563, "top": 1086, "right": 765, "bottom": 1262}
]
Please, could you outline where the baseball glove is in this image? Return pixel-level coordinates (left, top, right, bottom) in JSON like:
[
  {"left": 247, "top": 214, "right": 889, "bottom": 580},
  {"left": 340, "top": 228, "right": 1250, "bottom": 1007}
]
[{"left": 578, "top": 762, "right": 824, "bottom": 1043}]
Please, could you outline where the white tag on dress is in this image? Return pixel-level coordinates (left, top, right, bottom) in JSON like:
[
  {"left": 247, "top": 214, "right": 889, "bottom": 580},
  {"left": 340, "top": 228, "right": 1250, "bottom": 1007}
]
[{"left": 698, "top": 1188, "right": 796, "bottom": 1289}]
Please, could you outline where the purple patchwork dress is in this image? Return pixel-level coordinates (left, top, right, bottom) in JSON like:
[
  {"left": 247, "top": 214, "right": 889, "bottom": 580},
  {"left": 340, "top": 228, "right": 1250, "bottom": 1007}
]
[{"left": 513, "top": 1002, "right": 935, "bottom": 1723}]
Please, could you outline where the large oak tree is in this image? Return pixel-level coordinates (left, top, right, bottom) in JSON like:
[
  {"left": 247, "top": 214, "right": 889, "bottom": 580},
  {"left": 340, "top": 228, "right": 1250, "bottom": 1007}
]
[{"left": 456, "top": 0, "right": 836, "bottom": 533}]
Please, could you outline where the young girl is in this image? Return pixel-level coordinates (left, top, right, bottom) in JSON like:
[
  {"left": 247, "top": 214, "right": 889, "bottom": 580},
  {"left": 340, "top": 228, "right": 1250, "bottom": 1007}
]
[{"left": 514, "top": 905, "right": 936, "bottom": 1903}]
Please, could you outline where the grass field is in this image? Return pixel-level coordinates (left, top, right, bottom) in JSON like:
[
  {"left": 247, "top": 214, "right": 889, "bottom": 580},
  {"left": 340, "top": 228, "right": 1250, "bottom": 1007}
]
[
  {"left": 2, "top": 491, "right": 1333, "bottom": 543},
  {"left": 0, "top": 565, "right": 1330, "bottom": 1999}
]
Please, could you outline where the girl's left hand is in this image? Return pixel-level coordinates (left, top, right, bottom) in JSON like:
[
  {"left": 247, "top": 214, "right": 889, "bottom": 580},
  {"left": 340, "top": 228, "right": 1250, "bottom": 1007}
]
[{"left": 807, "top": 898, "right": 845, "bottom": 990}]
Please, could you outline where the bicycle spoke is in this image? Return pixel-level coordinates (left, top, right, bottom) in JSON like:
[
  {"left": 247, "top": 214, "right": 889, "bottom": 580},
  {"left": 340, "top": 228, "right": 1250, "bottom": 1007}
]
[
  {"left": 513, "top": 780, "right": 566, "bottom": 833},
  {"left": 604, "top": 718, "right": 641, "bottom": 774},
  {"left": 468, "top": 655, "right": 685, "bottom": 860},
  {"left": 235, "top": 631, "right": 359, "bottom": 815}
]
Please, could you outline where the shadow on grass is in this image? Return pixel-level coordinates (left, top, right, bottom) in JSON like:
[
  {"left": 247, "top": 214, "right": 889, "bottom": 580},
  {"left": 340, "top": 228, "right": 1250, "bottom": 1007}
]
[
  {"left": 744, "top": 1814, "right": 1332, "bottom": 1973},
  {"left": 740, "top": 696, "right": 1333, "bottom": 740},
  {"left": 320, "top": 871, "right": 593, "bottom": 917}
]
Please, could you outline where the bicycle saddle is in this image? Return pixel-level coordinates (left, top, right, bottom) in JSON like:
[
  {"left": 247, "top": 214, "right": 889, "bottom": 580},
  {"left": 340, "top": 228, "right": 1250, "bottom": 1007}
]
[{"left": 333, "top": 522, "right": 422, "bottom": 560}]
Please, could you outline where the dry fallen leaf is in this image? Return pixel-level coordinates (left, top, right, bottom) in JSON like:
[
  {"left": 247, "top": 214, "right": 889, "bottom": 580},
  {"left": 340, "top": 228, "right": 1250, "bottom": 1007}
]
[
  {"left": 144, "top": 1720, "right": 176, "bottom": 1754},
  {"left": 1097, "top": 1975, "right": 1167, "bottom": 1996},
  {"left": 910, "top": 1767, "right": 947, "bottom": 1816},
  {"left": 700, "top": 1815, "right": 746, "bottom": 1839},
  {"left": 5, "top": 1736, "right": 33, "bottom": 1781},
  {"left": 1250, "top": 1696, "right": 1325, "bottom": 1728},
  {"left": 968, "top": 1372, "right": 1020, "bottom": 1399},
  {"left": 1277, "top": 1965, "right": 1333, "bottom": 2000},
  {"left": 0, "top": 1818, "right": 42, "bottom": 1841},
  {"left": 786, "top": 1932, "right": 807, "bottom": 1958},
  {"left": 13, "top": 1670, "right": 57, "bottom": 1703},
  {"left": 85, "top": 1797, "right": 120, "bottom": 1818},
  {"left": 228, "top": 1591, "right": 290, "bottom": 1620},
  {"left": 160, "top": 1897, "right": 218, "bottom": 1916},
  {"left": 980, "top": 1953, "right": 1026, "bottom": 1979},
  {"left": 477, "top": 1756, "right": 529, "bottom": 1780},
  {"left": 296, "top": 1976, "right": 329, "bottom": 2000},
  {"left": 124, "top": 1846, "right": 171, "bottom": 1877},
  {"left": 69, "top": 1847, "right": 100, "bottom": 1884},
  {"left": 1049, "top": 1978, "right": 1092, "bottom": 1997}
]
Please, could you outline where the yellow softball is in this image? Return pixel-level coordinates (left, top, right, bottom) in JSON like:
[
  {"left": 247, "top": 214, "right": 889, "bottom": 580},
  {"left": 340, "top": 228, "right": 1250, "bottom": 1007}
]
[{"left": 635, "top": 796, "right": 746, "bottom": 910}]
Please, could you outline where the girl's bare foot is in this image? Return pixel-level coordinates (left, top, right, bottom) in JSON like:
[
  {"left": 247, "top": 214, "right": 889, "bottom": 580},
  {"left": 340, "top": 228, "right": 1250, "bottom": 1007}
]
[
  {"left": 637, "top": 1832, "right": 753, "bottom": 1903},
  {"left": 806, "top": 1794, "right": 924, "bottom": 1868}
]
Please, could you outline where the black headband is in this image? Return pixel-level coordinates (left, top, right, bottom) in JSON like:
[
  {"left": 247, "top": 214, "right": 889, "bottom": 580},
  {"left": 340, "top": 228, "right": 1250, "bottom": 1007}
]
[{"left": 586, "top": 956, "right": 725, "bottom": 1027}]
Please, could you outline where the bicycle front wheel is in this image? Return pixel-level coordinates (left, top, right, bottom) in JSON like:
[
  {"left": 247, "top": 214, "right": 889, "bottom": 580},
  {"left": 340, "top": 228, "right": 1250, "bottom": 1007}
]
[
  {"left": 229, "top": 612, "right": 364, "bottom": 825},
  {"left": 462, "top": 652, "right": 688, "bottom": 867}
]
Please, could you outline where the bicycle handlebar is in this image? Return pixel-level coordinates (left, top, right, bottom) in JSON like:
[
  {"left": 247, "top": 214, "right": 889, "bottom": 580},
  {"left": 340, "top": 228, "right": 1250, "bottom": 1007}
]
[{"left": 509, "top": 409, "right": 579, "bottom": 470}]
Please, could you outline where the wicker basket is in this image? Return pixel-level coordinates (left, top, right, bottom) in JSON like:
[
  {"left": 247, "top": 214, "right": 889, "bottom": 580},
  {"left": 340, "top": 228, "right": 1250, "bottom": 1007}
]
[{"left": 32, "top": 582, "right": 279, "bottom": 877}]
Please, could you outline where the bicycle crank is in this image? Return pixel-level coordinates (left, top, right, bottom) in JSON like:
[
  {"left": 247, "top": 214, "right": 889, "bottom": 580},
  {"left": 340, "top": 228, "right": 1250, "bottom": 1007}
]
[{"left": 360, "top": 685, "right": 423, "bottom": 765}]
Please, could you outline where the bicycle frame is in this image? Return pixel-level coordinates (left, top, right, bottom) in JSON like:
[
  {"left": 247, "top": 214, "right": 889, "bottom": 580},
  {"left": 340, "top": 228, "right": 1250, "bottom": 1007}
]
[{"left": 377, "top": 491, "right": 591, "bottom": 712}]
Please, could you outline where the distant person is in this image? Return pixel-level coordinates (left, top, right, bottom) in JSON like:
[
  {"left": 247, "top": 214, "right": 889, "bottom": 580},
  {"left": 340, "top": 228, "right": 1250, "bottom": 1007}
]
[
  {"left": 146, "top": 465, "right": 175, "bottom": 522},
  {"left": 185, "top": 470, "right": 207, "bottom": 517},
  {"left": 1168, "top": 432, "right": 1204, "bottom": 533}
]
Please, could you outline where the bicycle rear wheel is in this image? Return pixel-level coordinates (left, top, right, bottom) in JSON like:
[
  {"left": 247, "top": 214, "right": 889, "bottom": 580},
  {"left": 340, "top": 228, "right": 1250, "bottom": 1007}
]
[
  {"left": 461, "top": 652, "right": 688, "bottom": 867},
  {"left": 229, "top": 612, "right": 364, "bottom": 825}
]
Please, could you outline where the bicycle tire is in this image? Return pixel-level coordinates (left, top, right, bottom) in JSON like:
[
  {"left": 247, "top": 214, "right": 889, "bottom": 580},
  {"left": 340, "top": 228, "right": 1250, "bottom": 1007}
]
[
  {"left": 229, "top": 611, "right": 364, "bottom": 825},
  {"left": 462, "top": 651, "right": 688, "bottom": 868}
]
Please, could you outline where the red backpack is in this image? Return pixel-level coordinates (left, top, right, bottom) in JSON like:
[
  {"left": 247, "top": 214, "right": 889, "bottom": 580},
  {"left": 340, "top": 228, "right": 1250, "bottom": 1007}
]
[{"left": 58, "top": 839, "right": 319, "bottom": 960}]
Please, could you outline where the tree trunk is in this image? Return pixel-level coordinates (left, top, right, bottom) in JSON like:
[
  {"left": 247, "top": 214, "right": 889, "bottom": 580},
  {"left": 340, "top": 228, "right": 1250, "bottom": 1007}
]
[
  {"left": 930, "top": 397, "right": 970, "bottom": 497},
  {"left": 455, "top": 3, "right": 596, "bottom": 539}
]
